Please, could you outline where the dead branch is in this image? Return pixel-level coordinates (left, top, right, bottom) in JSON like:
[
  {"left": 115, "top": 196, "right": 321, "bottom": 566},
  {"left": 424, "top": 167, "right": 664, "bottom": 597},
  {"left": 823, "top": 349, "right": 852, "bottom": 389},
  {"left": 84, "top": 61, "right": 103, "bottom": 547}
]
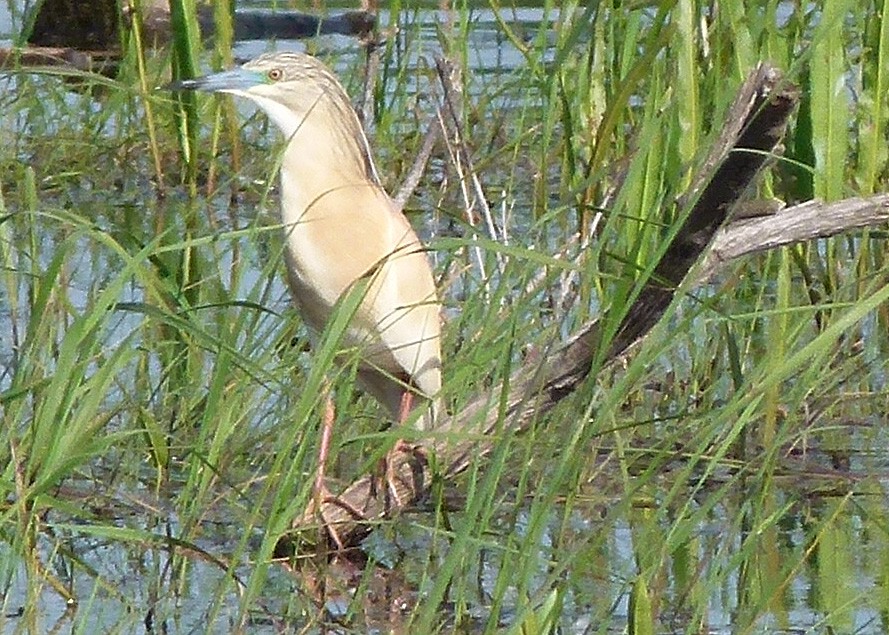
[
  {"left": 275, "top": 63, "right": 808, "bottom": 559},
  {"left": 700, "top": 196, "right": 889, "bottom": 281}
]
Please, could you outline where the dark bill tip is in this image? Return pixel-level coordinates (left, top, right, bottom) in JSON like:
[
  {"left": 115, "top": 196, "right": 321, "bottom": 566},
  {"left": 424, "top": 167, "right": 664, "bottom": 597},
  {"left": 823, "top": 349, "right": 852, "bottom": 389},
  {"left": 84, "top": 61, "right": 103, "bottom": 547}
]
[
  {"left": 158, "top": 68, "right": 261, "bottom": 93},
  {"left": 161, "top": 78, "right": 204, "bottom": 91}
]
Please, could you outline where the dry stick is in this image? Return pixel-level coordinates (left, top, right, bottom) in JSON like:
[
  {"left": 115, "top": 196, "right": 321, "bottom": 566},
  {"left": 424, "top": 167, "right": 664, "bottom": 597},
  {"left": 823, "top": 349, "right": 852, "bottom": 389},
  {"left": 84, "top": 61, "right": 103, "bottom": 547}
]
[
  {"left": 699, "top": 195, "right": 889, "bottom": 282},
  {"left": 358, "top": 38, "right": 381, "bottom": 130},
  {"left": 393, "top": 120, "right": 441, "bottom": 210},
  {"left": 435, "top": 57, "right": 507, "bottom": 272},
  {"left": 276, "top": 63, "right": 799, "bottom": 559},
  {"left": 4, "top": 13, "right": 376, "bottom": 69},
  {"left": 436, "top": 57, "right": 502, "bottom": 243},
  {"left": 392, "top": 58, "right": 447, "bottom": 210},
  {"left": 437, "top": 107, "right": 490, "bottom": 287},
  {"left": 434, "top": 65, "right": 490, "bottom": 288},
  {"left": 0, "top": 47, "right": 118, "bottom": 73}
]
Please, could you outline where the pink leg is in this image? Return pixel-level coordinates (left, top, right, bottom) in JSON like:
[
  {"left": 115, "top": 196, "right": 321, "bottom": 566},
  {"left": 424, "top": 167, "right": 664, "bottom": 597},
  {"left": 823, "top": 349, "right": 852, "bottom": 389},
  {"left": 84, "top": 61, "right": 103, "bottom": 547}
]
[
  {"left": 310, "top": 392, "right": 367, "bottom": 552},
  {"left": 314, "top": 394, "right": 336, "bottom": 510}
]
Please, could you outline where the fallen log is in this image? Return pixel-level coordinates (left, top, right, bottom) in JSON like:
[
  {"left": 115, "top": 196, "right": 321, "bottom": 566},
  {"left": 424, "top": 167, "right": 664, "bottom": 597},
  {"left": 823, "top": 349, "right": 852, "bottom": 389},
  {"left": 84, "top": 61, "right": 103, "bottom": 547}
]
[
  {"left": 28, "top": 0, "right": 375, "bottom": 49},
  {"left": 275, "top": 63, "right": 804, "bottom": 559}
]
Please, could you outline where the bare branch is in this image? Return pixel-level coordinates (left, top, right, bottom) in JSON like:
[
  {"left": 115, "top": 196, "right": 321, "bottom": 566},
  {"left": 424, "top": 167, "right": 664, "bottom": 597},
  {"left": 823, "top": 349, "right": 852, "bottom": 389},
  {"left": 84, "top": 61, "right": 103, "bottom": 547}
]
[{"left": 700, "top": 196, "right": 889, "bottom": 280}]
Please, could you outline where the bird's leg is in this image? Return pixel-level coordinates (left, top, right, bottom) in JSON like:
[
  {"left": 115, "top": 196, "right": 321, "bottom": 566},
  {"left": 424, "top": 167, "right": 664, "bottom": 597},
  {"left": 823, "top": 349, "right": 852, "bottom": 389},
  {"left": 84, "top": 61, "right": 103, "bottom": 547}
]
[
  {"left": 309, "top": 390, "right": 367, "bottom": 552},
  {"left": 313, "top": 393, "right": 336, "bottom": 513},
  {"left": 309, "top": 393, "right": 346, "bottom": 551}
]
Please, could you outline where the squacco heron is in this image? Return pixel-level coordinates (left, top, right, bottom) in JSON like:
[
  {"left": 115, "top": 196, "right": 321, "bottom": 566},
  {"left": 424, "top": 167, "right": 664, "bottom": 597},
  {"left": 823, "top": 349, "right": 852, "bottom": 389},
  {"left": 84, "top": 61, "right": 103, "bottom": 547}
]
[{"left": 171, "top": 51, "right": 441, "bottom": 507}]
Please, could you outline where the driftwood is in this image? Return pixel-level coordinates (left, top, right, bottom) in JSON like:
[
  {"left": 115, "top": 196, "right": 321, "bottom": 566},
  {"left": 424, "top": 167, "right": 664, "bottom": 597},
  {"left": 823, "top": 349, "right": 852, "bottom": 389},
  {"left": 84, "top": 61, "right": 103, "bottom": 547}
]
[{"left": 275, "top": 63, "right": 811, "bottom": 559}]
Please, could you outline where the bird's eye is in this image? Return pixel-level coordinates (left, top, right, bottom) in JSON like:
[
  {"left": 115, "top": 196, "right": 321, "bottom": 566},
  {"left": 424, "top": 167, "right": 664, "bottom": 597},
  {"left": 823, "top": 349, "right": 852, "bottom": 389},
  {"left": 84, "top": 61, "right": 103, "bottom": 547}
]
[{"left": 267, "top": 68, "right": 283, "bottom": 82}]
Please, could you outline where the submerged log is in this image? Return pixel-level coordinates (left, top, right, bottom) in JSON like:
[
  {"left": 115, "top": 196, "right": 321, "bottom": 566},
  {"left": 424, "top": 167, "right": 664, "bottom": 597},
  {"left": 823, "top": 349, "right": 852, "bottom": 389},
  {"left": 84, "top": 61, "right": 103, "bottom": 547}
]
[{"left": 275, "top": 63, "right": 802, "bottom": 560}]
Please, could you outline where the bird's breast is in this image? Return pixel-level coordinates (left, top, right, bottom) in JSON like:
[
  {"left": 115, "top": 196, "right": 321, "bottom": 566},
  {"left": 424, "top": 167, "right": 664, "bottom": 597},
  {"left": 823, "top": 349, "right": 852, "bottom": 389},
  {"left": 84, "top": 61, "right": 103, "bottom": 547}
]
[
  {"left": 280, "top": 198, "right": 390, "bottom": 350},
  {"left": 277, "top": 166, "right": 439, "bottom": 393}
]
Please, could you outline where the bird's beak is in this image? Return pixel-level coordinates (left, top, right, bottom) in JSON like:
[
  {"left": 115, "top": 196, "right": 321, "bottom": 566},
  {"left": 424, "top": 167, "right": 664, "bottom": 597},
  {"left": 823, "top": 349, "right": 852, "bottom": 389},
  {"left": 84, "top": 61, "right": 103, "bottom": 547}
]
[{"left": 165, "top": 68, "right": 261, "bottom": 94}]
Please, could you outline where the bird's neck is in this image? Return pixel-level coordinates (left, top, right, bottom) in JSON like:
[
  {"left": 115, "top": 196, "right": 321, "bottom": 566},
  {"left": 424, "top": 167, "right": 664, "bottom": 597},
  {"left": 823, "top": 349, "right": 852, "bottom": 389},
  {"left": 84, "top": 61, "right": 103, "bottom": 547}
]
[{"left": 277, "top": 114, "right": 381, "bottom": 226}]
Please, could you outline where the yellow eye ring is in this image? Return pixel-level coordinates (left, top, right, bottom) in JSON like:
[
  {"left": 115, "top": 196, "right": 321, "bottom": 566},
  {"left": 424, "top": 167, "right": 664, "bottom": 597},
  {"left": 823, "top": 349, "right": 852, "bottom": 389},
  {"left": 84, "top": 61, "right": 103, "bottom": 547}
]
[{"left": 268, "top": 68, "right": 283, "bottom": 81}]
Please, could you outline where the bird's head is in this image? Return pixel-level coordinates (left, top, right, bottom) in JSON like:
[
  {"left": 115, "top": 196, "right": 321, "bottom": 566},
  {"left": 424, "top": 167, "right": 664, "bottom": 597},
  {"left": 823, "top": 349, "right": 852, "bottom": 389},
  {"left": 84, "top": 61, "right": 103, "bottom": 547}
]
[
  {"left": 169, "top": 51, "right": 380, "bottom": 184},
  {"left": 170, "top": 51, "right": 354, "bottom": 141}
]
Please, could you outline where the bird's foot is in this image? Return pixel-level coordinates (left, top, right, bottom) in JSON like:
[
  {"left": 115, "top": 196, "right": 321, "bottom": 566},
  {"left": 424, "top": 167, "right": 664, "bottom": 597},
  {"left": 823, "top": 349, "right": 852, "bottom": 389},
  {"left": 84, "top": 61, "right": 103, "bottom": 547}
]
[{"left": 380, "top": 440, "right": 428, "bottom": 511}]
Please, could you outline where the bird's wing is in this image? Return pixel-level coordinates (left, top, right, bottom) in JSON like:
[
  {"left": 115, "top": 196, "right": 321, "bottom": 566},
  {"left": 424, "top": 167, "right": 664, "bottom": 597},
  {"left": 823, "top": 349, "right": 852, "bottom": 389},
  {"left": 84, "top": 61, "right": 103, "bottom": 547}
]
[
  {"left": 285, "top": 185, "right": 441, "bottom": 403},
  {"left": 371, "top": 222, "right": 442, "bottom": 398}
]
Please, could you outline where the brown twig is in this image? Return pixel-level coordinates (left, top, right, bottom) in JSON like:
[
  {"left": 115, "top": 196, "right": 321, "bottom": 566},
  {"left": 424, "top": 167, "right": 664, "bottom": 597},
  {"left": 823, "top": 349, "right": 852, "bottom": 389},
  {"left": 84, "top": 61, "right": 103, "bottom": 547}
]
[
  {"left": 393, "top": 119, "right": 442, "bottom": 211},
  {"left": 0, "top": 47, "right": 118, "bottom": 74},
  {"left": 435, "top": 56, "right": 506, "bottom": 274}
]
